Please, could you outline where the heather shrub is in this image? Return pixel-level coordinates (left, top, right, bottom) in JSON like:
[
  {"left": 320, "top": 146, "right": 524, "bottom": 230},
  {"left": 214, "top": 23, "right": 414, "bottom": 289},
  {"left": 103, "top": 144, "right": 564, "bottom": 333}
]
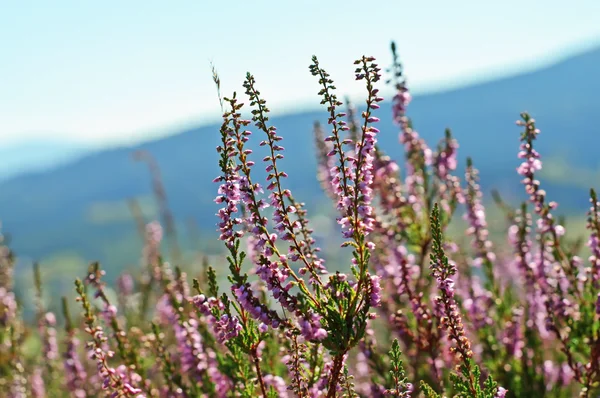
[{"left": 0, "top": 42, "right": 599, "bottom": 397}]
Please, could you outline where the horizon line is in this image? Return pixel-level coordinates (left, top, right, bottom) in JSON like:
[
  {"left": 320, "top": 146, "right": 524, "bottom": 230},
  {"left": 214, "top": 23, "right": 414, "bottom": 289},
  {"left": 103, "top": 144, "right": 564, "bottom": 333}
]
[{"left": 2, "top": 36, "right": 599, "bottom": 151}]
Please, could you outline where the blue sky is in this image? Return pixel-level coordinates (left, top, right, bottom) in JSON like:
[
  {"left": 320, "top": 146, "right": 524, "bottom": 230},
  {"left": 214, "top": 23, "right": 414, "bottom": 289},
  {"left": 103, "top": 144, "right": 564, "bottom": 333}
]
[{"left": 1, "top": 1, "right": 600, "bottom": 147}]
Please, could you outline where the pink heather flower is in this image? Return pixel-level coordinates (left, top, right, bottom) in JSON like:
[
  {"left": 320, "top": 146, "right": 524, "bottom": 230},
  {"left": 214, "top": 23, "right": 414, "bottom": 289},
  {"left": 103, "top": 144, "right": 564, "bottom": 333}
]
[
  {"left": 114, "top": 365, "right": 144, "bottom": 397},
  {"left": 332, "top": 57, "right": 382, "bottom": 244},
  {"left": 214, "top": 170, "right": 243, "bottom": 247},
  {"left": 543, "top": 361, "right": 575, "bottom": 391},
  {"left": 41, "top": 312, "right": 59, "bottom": 362},
  {"left": 146, "top": 221, "right": 163, "bottom": 246},
  {"left": 206, "top": 350, "right": 232, "bottom": 397},
  {"left": 191, "top": 294, "right": 242, "bottom": 343},
  {"left": 501, "top": 308, "right": 525, "bottom": 360},
  {"left": 9, "top": 371, "right": 27, "bottom": 398},
  {"left": 462, "top": 277, "right": 493, "bottom": 329},
  {"left": 143, "top": 221, "right": 163, "bottom": 277},
  {"left": 154, "top": 294, "right": 176, "bottom": 325},
  {"left": 86, "top": 325, "right": 145, "bottom": 398},
  {"left": 392, "top": 85, "right": 411, "bottom": 124},
  {"left": 232, "top": 283, "right": 281, "bottom": 329},
  {"left": 30, "top": 367, "right": 45, "bottom": 398},
  {"left": 0, "top": 287, "right": 17, "bottom": 327},
  {"left": 63, "top": 332, "right": 88, "bottom": 398},
  {"left": 371, "top": 154, "right": 406, "bottom": 225},
  {"left": 434, "top": 131, "right": 462, "bottom": 214},
  {"left": 100, "top": 304, "right": 118, "bottom": 325},
  {"left": 117, "top": 273, "right": 135, "bottom": 297},
  {"left": 368, "top": 274, "right": 382, "bottom": 307},
  {"left": 299, "top": 312, "right": 327, "bottom": 341},
  {"left": 587, "top": 192, "right": 600, "bottom": 286},
  {"left": 174, "top": 317, "right": 207, "bottom": 382},
  {"left": 263, "top": 375, "right": 289, "bottom": 397},
  {"left": 464, "top": 160, "right": 496, "bottom": 271},
  {"left": 516, "top": 115, "right": 566, "bottom": 240},
  {"left": 213, "top": 314, "right": 242, "bottom": 343}
]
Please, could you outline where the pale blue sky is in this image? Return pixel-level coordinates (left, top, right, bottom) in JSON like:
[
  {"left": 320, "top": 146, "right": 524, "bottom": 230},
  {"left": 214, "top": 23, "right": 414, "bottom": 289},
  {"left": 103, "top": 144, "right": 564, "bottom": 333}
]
[{"left": 1, "top": 1, "right": 600, "bottom": 147}]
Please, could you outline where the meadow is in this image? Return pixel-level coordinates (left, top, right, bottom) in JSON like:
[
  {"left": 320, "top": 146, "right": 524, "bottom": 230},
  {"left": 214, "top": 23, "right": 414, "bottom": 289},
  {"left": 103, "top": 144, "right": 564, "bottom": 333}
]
[{"left": 1, "top": 42, "right": 599, "bottom": 397}]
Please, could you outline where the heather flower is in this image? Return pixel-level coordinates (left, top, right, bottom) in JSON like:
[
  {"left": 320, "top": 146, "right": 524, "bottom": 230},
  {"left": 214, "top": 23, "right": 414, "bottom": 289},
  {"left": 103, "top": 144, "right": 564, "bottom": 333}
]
[
  {"left": 464, "top": 158, "right": 496, "bottom": 276},
  {"left": 299, "top": 312, "right": 327, "bottom": 341},
  {"left": 587, "top": 189, "right": 600, "bottom": 286},
  {"left": 8, "top": 368, "right": 27, "bottom": 398},
  {"left": 462, "top": 276, "right": 493, "bottom": 330},
  {"left": 143, "top": 221, "right": 163, "bottom": 279},
  {"left": 281, "top": 332, "right": 312, "bottom": 396},
  {"left": 30, "top": 367, "right": 45, "bottom": 398},
  {"left": 214, "top": 113, "right": 244, "bottom": 248},
  {"left": 430, "top": 205, "right": 472, "bottom": 362},
  {"left": 232, "top": 283, "right": 282, "bottom": 329},
  {"left": 495, "top": 386, "right": 508, "bottom": 397},
  {"left": 500, "top": 307, "right": 525, "bottom": 360},
  {"left": 311, "top": 55, "right": 383, "bottom": 244},
  {"left": 429, "top": 204, "right": 506, "bottom": 396},
  {"left": 263, "top": 374, "right": 289, "bottom": 397},
  {"left": 368, "top": 274, "right": 382, "bottom": 307},
  {"left": 75, "top": 279, "right": 145, "bottom": 397},
  {"left": 63, "top": 332, "right": 88, "bottom": 398},
  {"left": 433, "top": 130, "right": 462, "bottom": 215},
  {"left": 387, "top": 43, "right": 432, "bottom": 216},
  {"left": 0, "top": 286, "right": 17, "bottom": 327},
  {"left": 117, "top": 273, "right": 135, "bottom": 297},
  {"left": 213, "top": 314, "right": 243, "bottom": 343},
  {"left": 82, "top": 264, "right": 142, "bottom": 385},
  {"left": 206, "top": 351, "right": 232, "bottom": 397},
  {"left": 41, "top": 311, "right": 59, "bottom": 363},
  {"left": 174, "top": 318, "right": 206, "bottom": 381},
  {"left": 0, "top": 226, "right": 15, "bottom": 290},
  {"left": 191, "top": 294, "right": 242, "bottom": 343},
  {"left": 388, "top": 41, "right": 412, "bottom": 125},
  {"left": 516, "top": 114, "right": 565, "bottom": 239},
  {"left": 371, "top": 154, "right": 406, "bottom": 226}
]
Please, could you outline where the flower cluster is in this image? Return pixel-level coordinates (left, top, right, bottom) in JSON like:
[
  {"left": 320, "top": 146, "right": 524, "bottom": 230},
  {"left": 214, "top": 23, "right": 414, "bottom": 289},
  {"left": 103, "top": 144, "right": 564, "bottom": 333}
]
[{"left": 2, "top": 40, "right": 600, "bottom": 398}]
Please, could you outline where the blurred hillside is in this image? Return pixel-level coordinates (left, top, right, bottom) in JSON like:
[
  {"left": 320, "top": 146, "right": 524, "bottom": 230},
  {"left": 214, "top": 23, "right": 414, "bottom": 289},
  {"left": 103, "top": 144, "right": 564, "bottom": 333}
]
[
  {"left": 0, "top": 140, "right": 88, "bottom": 181},
  {"left": 2, "top": 45, "right": 600, "bottom": 289}
]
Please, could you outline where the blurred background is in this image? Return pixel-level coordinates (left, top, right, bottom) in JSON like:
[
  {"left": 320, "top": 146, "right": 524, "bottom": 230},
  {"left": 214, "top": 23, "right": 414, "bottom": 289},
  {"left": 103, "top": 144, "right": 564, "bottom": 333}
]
[{"left": 2, "top": 1, "right": 600, "bottom": 310}]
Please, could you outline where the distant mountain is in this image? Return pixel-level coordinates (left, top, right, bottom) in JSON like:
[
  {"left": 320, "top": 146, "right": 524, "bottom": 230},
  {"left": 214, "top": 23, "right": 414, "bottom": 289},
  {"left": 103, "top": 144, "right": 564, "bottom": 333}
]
[
  {"left": 2, "top": 45, "right": 600, "bottom": 274},
  {"left": 0, "top": 140, "right": 89, "bottom": 181}
]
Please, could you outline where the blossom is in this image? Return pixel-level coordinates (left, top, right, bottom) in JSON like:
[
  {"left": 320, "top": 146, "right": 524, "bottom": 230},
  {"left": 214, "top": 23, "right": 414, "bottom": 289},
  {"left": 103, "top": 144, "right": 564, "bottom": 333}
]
[
  {"left": 299, "top": 312, "right": 327, "bottom": 341},
  {"left": 63, "top": 332, "right": 88, "bottom": 397}
]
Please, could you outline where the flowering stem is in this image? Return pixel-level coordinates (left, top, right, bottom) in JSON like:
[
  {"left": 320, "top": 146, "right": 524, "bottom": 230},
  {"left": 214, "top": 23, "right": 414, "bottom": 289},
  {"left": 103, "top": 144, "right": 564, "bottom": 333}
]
[
  {"left": 244, "top": 74, "right": 324, "bottom": 286},
  {"left": 345, "top": 56, "right": 382, "bottom": 321},
  {"left": 430, "top": 204, "right": 479, "bottom": 397},
  {"left": 225, "top": 95, "right": 320, "bottom": 309},
  {"left": 309, "top": 56, "right": 351, "bottom": 198}
]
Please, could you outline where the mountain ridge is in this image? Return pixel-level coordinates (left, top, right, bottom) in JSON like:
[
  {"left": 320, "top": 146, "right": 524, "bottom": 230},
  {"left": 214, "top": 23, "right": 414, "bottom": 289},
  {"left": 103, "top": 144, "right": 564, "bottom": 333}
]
[
  {"left": 0, "top": 140, "right": 89, "bottom": 181},
  {"left": 2, "top": 44, "right": 599, "bottom": 270}
]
